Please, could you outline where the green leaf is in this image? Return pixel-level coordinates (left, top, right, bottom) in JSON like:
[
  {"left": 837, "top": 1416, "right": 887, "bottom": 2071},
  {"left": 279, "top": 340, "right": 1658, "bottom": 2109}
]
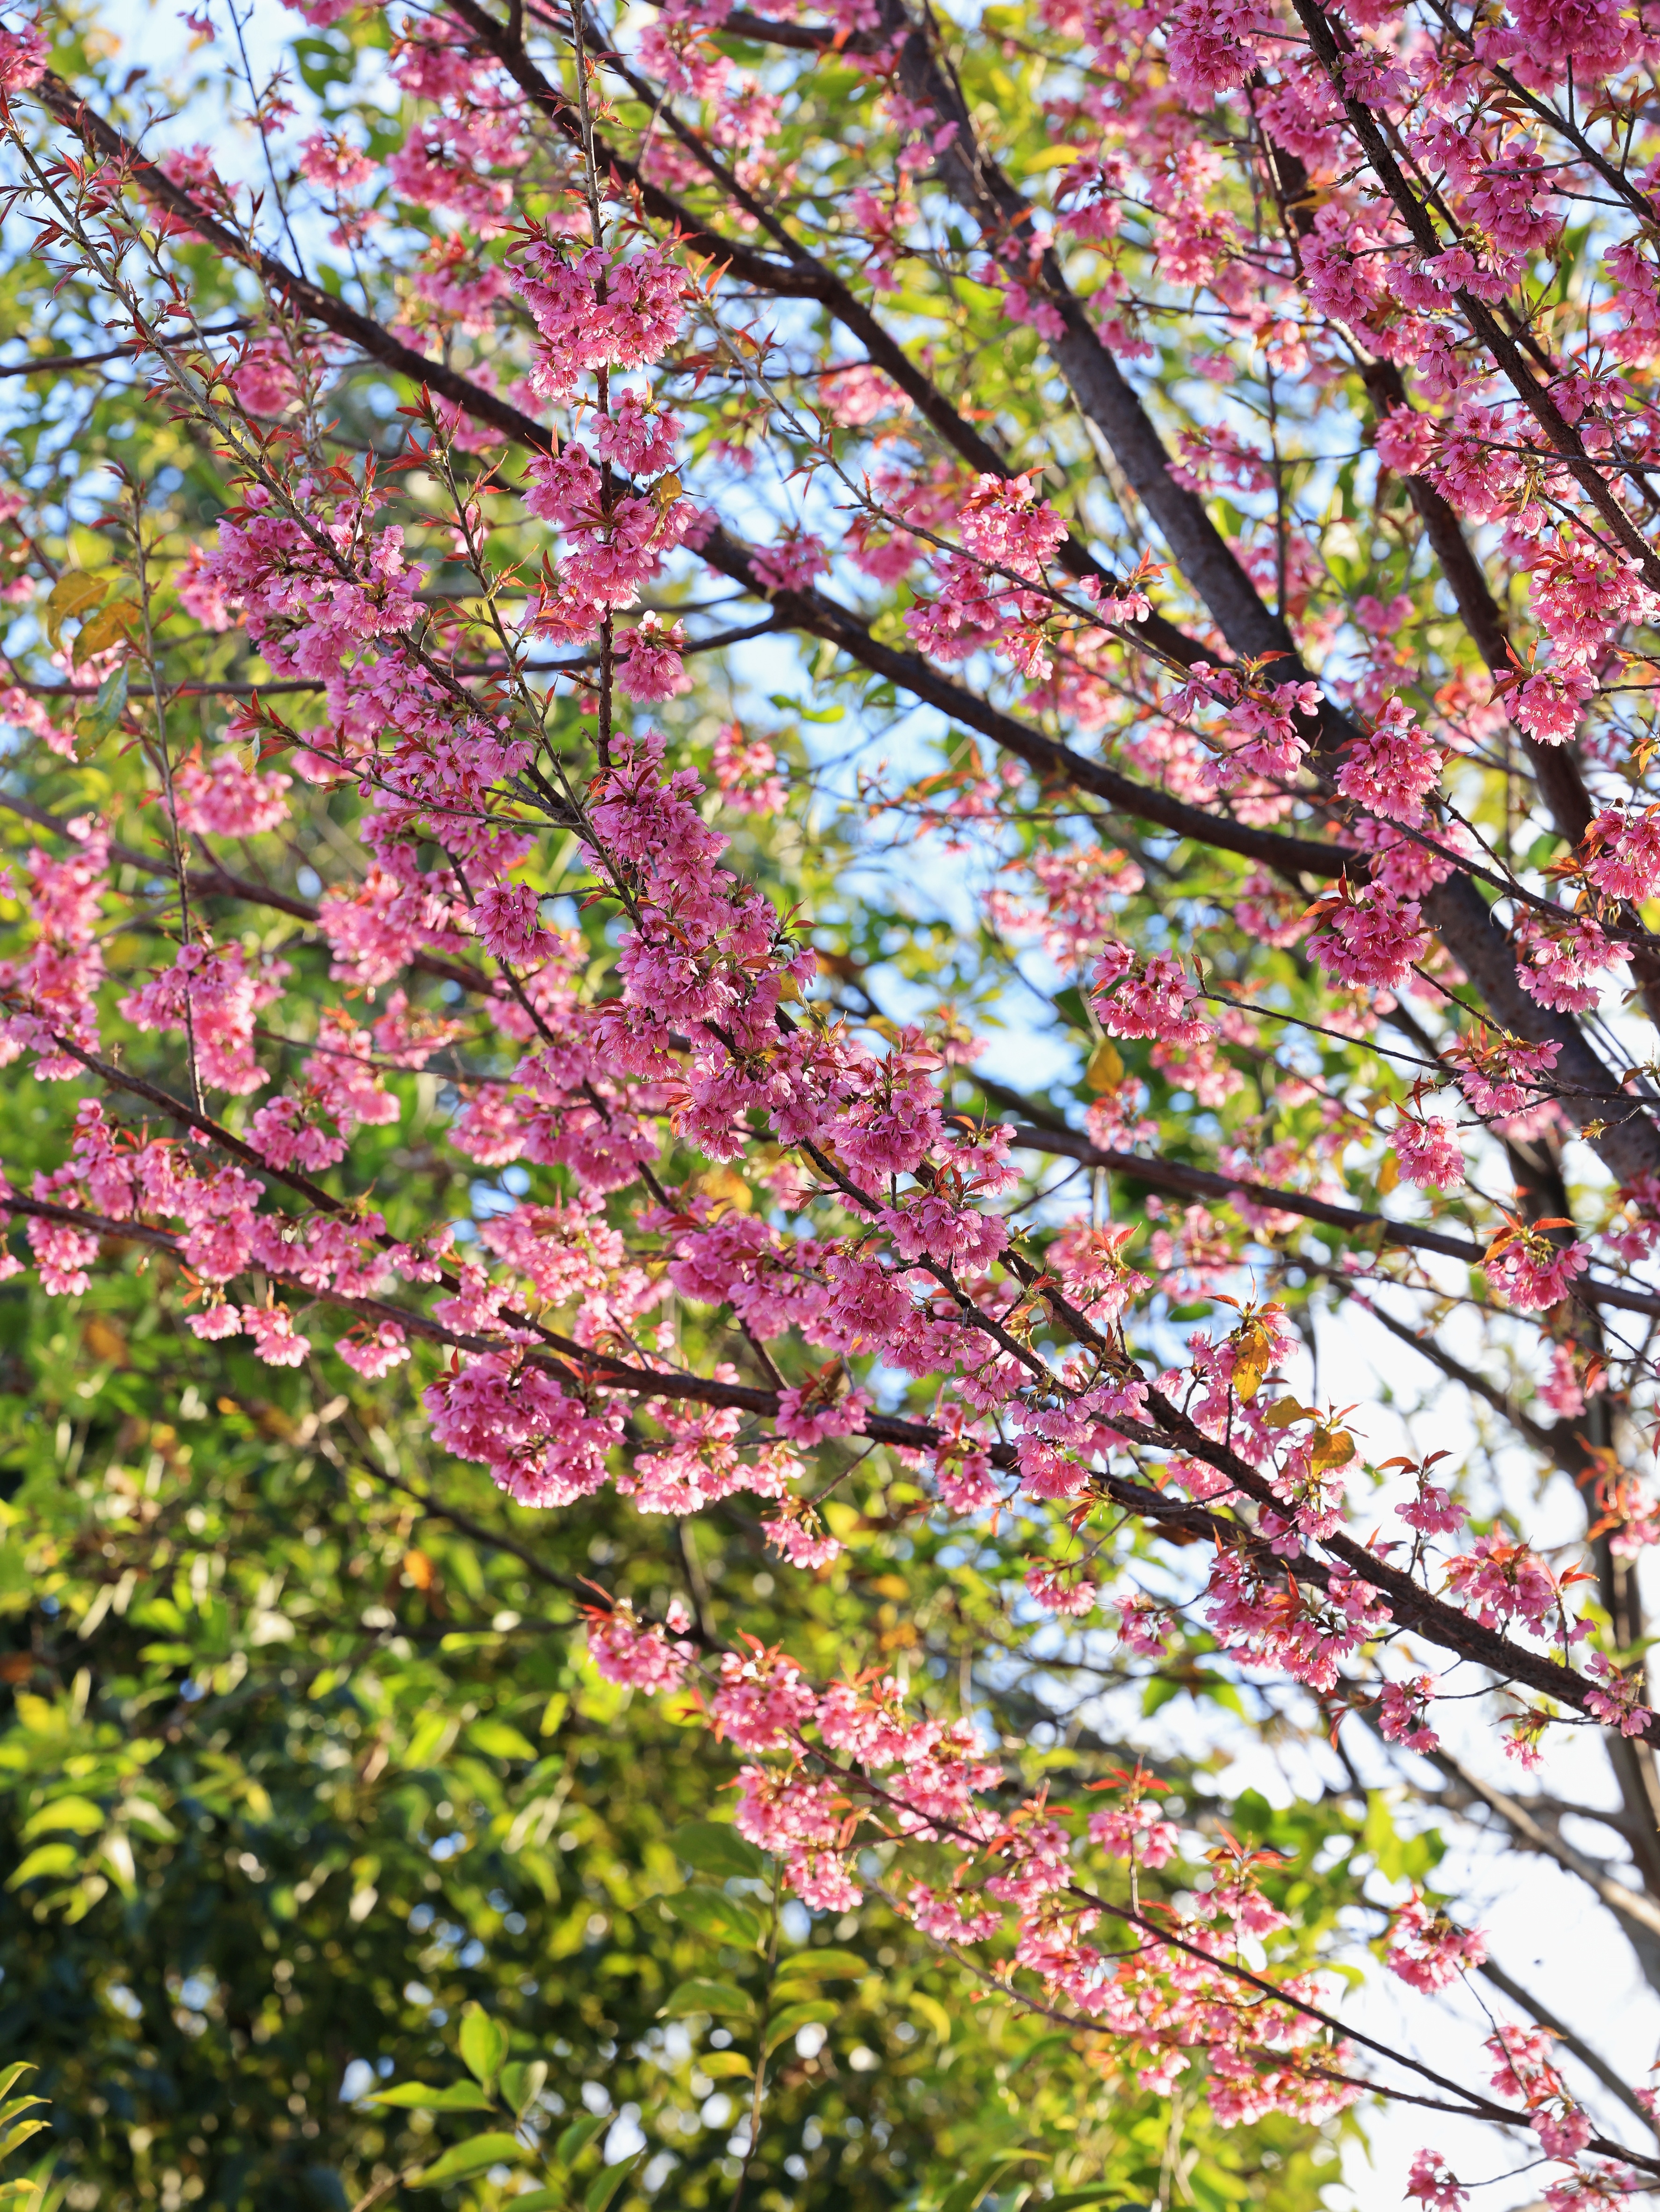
[
  {"left": 663, "top": 1884, "right": 764, "bottom": 1947},
  {"left": 1008, "top": 2031, "right": 1074, "bottom": 2074},
  {"left": 122, "top": 1797, "right": 177, "bottom": 1840},
  {"left": 1188, "top": 2157, "right": 1253, "bottom": 2207},
  {"left": 0, "top": 2070, "right": 32, "bottom": 2106},
  {"left": 585, "top": 2160, "right": 639, "bottom": 2212},
  {"left": 499, "top": 2059, "right": 548, "bottom": 2115},
  {"left": 1048, "top": 2190, "right": 1136, "bottom": 2209},
  {"left": 466, "top": 1717, "right": 539, "bottom": 1761},
  {"left": 411, "top": 2132, "right": 526, "bottom": 2185},
  {"left": 80, "top": 660, "right": 128, "bottom": 744},
  {"left": 367, "top": 2082, "right": 495, "bottom": 2111},
  {"left": 458, "top": 2001, "right": 509, "bottom": 2089},
  {"left": 939, "top": 2155, "right": 1041, "bottom": 2212},
  {"left": 20, "top": 1796, "right": 103, "bottom": 1839},
  {"left": 555, "top": 2110, "right": 610, "bottom": 2165},
  {"left": 669, "top": 1820, "right": 764, "bottom": 1880},
  {"left": 660, "top": 1977, "right": 754, "bottom": 2019},
  {"left": 772, "top": 1947, "right": 868, "bottom": 1981},
  {"left": 764, "top": 1997, "right": 837, "bottom": 2053},
  {"left": 498, "top": 2195, "right": 563, "bottom": 2212},
  {"left": 404, "top": 1710, "right": 457, "bottom": 1768},
  {"left": 7, "top": 1842, "right": 79, "bottom": 1887},
  {"left": 0, "top": 2122, "right": 46, "bottom": 2161}
]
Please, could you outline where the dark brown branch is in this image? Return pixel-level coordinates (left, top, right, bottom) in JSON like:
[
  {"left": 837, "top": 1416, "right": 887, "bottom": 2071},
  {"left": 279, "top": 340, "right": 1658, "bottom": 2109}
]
[
  {"left": 0, "top": 315, "right": 247, "bottom": 374},
  {"left": 851, "top": 9, "right": 1660, "bottom": 1187},
  {"left": 1473, "top": 1953, "right": 1657, "bottom": 2130},
  {"left": 11, "top": 1171, "right": 1652, "bottom": 1750},
  {"left": 997, "top": 1117, "right": 1660, "bottom": 1320},
  {"left": 0, "top": 790, "right": 495, "bottom": 998},
  {"left": 1289, "top": 0, "right": 1660, "bottom": 597}
]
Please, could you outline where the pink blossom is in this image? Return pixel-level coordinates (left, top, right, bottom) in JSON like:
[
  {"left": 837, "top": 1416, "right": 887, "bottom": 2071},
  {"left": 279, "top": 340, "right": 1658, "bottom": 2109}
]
[
  {"left": 614, "top": 612, "right": 689, "bottom": 703},
  {"left": 1089, "top": 1797, "right": 1179, "bottom": 1867},
  {"left": 933, "top": 1444, "right": 1000, "bottom": 1514},
  {"left": 298, "top": 131, "right": 373, "bottom": 192},
  {"left": 774, "top": 1378, "right": 870, "bottom": 1445},
  {"left": 1391, "top": 1113, "right": 1464, "bottom": 1190},
  {"left": 1513, "top": 911, "right": 1628, "bottom": 1014},
  {"left": 1446, "top": 1531, "right": 1560, "bottom": 1634},
  {"left": 473, "top": 880, "right": 554, "bottom": 967},
  {"left": 955, "top": 472, "right": 1066, "bottom": 580},
  {"left": 0, "top": 20, "right": 47, "bottom": 88},
  {"left": 1376, "top": 408, "right": 1437, "bottom": 475},
  {"left": 1512, "top": 665, "right": 1595, "bottom": 743},
  {"left": 1164, "top": 0, "right": 1261, "bottom": 103},
  {"left": 1385, "top": 1891, "right": 1486, "bottom": 1991},
  {"left": 1307, "top": 886, "right": 1429, "bottom": 990},
  {"left": 1024, "top": 1563, "right": 1098, "bottom": 1616},
  {"left": 1336, "top": 699, "right": 1442, "bottom": 825},
  {"left": 25, "top": 1210, "right": 98, "bottom": 1295},
  {"left": 120, "top": 940, "right": 287, "bottom": 1095},
  {"left": 763, "top": 1506, "right": 845, "bottom": 1571},
  {"left": 1092, "top": 946, "right": 1210, "bottom": 1046},
  {"left": 187, "top": 1299, "right": 243, "bottom": 1342},
  {"left": 594, "top": 390, "right": 680, "bottom": 476},
  {"left": 1406, "top": 2149, "right": 1468, "bottom": 2212},
  {"left": 241, "top": 1303, "right": 312, "bottom": 1367},
  {"left": 710, "top": 1641, "right": 817, "bottom": 1750},
  {"left": 586, "top": 1601, "right": 695, "bottom": 1693},
  {"left": 173, "top": 752, "right": 291, "bottom": 836},
  {"left": 335, "top": 1321, "right": 410, "bottom": 1379},
  {"left": 712, "top": 722, "right": 785, "bottom": 815},
  {"left": 1379, "top": 1676, "right": 1441, "bottom": 1754},
  {"left": 1584, "top": 805, "right": 1660, "bottom": 902},
  {"left": 1584, "top": 1651, "right": 1654, "bottom": 1739},
  {"left": 1483, "top": 1226, "right": 1588, "bottom": 1312},
  {"left": 750, "top": 533, "right": 829, "bottom": 594}
]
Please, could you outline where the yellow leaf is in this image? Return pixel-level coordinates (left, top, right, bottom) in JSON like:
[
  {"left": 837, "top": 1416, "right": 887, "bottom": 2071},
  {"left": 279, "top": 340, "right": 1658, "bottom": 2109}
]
[
  {"left": 1310, "top": 1426, "right": 1356, "bottom": 1474},
  {"left": 73, "top": 598, "right": 141, "bottom": 664},
  {"left": 1377, "top": 1150, "right": 1399, "bottom": 1195},
  {"left": 80, "top": 1315, "right": 128, "bottom": 1367},
  {"left": 44, "top": 569, "right": 112, "bottom": 651},
  {"left": 1260, "top": 1397, "right": 1311, "bottom": 1430},
  {"left": 1085, "top": 1038, "right": 1124, "bottom": 1092},
  {"left": 696, "top": 1165, "right": 752, "bottom": 1213},
  {"left": 1230, "top": 1321, "right": 1273, "bottom": 1402}
]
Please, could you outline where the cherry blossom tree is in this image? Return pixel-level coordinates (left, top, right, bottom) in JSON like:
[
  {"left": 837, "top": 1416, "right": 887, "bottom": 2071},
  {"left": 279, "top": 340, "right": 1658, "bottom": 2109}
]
[{"left": 0, "top": 0, "right": 1659, "bottom": 2198}]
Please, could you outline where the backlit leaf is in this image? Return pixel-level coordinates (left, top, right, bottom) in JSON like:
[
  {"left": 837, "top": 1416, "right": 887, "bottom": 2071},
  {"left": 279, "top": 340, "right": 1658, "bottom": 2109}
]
[{"left": 411, "top": 2132, "right": 526, "bottom": 2184}]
